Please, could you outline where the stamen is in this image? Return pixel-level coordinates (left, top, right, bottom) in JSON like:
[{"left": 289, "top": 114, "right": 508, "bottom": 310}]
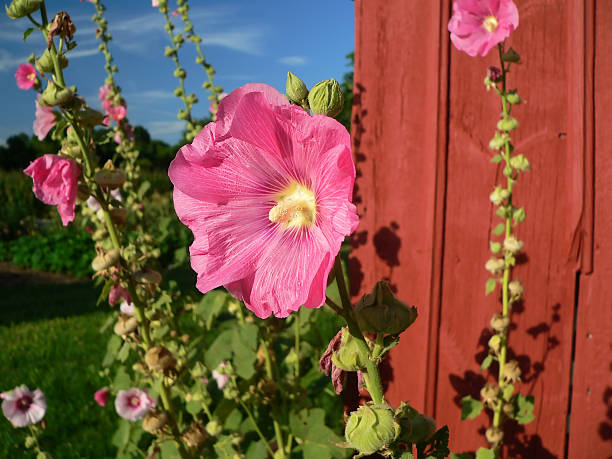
[
  {"left": 269, "top": 181, "right": 317, "bottom": 230},
  {"left": 483, "top": 15, "right": 499, "bottom": 32}
]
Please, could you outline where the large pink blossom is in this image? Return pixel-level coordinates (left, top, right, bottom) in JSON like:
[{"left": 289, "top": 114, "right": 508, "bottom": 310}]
[
  {"left": 33, "top": 96, "right": 56, "bottom": 141},
  {"left": 115, "top": 388, "right": 154, "bottom": 421},
  {"left": 1, "top": 386, "right": 46, "bottom": 427},
  {"left": 448, "top": 0, "right": 519, "bottom": 57},
  {"left": 169, "top": 83, "right": 359, "bottom": 318},
  {"left": 24, "top": 154, "right": 81, "bottom": 226},
  {"left": 15, "top": 64, "right": 37, "bottom": 90}
]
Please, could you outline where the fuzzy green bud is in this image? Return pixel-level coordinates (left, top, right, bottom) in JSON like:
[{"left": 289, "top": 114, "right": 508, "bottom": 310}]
[
  {"left": 173, "top": 67, "right": 186, "bottom": 79},
  {"left": 509, "top": 279, "right": 524, "bottom": 299},
  {"left": 506, "top": 91, "right": 522, "bottom": 105},
  {"left": 206, "top": 420, "right": 223, "bottom": 436},
  {"left": 489, "top": 186, "right": 510, "bottom": 206},
  {"left": 164, "top": 46, "right": 176, "bottom": 57},
  {"left": 509, "top": 154, "right": 530, "bottom": 171},
  {"left": 331, "top": 327, "right": 368, "bottom": 371},
  {"left": 308, "top": 78, "right": 344, "bottom": 117},
  {"left": 488, "top": 132, "right": 508, "bottom": 150},
  {"left": 503, "top": 235, "right": 523, "bottom": 254},
  {"left": 5, "top": 0, "right": 42, "bottom": 19},
  {"left": 486, "top": 426, "right": 504, "bottom": 445},
  {"left": 40, "top": 81, "right": 74, "bottom": 107},
  {"left": 345, "top": 403, "right": 399, "bottom": 455},
  {"left": 488, "top": 335, "right": 502, "bottom": 354},
  {"left": 485, "top": 257, "right": 505, "bottom": 275},
  {"left": 497, "top": 116, "right": 519, "bottom": 132},
  {"left": 91, "top": 249, "right": 120, "bottom": 271},
  {"left": 354, "top": 281, "right": 417, "bottom": 335},
  {"left": 286, "top": 71, "right": 308, "bottom": 103},
  {"left": 395, "top": 402, "right": 436, "bottom": 443},
  {"left": 36, "top": 49, "right": 68, "bottom": 73},
  {"left": 501, "top": 47, "right": 521, "bottom": 63}
]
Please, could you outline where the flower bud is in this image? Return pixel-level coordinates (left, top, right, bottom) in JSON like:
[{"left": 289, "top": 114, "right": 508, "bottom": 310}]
[
  {"left": 488, "top": 335, "right": 501, "bottom": 354},
  {"left": 503, "top": 360, "right": 521, "bottom": 383},
  {"left": 485, "top": 426, "right": 504, "bottom": 445},
  {"left": 206, "top": 420, "right": 223, "bottom": 436},
  {"left": 142, "top": 410, "right": 168, "bottom": 434},
  {"left": 5, "top": 0, "right": 42, "bottom": 19},
  {"left": 145, "top": 345, "right": 176, "bottom": 372},
  {"left": 91, "top": 248, "right": 120, "bottom": 271},
  {"left": 480, "top": 383, "right": 500, "bottom": 409},
  {"left": 133, "top": 269, "right": 162, "bottom": 285},
  {"left": 345, "top": 403, "right": 399, "bottom": 455},
  {"left": 509, "top": 154, "right": 530, "bottom": 171},
  {"left": 486, "top": 66, "right": 502, "bottom": 83},
  {"left": 110, "top": 207, "right": 128, "bottom": 226},
  {"left": 506, "top": 91, "right": 522, "bottom": 105},
  {"left": 488, "top": 132, "right": 508, "bottom": 150},
  {"left": 36, "top": 49, "right": 68, "bottom": 73},
  {"left": 183, "top": 422, "right": 208, "bottom": 448},
  {"left": 173, "top": 67, "right": 186, "bottom": 79},
  {"left": 94, "top": 169, "right": 126, "bottom": 189},
  {"left": 47, "top": 12, "right": 76, "bottom": 50},
  {"left": 502, "top": 402, "right": 515, "bottom": 418},
  {"left": 502, "top": 47, "right": 521, "bottom": 63},
  {"left": 485, "top": 257, "right": 505, "bottom": 275},
  {"left": 490, "top": 313, "right": 510, "bottom": 333},
  {"left": 503, "top": 235, "right": 523, "bottom": 254},
  {"left": 497, "top": 116, "right": 519, "bottom": 132},
  {"left": 394, "top": 402, "right": 436, "bottom": 444},
  {"left": 308, "top": 78, "right": 344, "bottom": 118},
  {"left": 286, "top": 71, "right": 308, "bottom": 103},
  {"left": 40, "top": 81, "right": 74, "bottom": 107},
  {"left": 114, "top": 315, "right": 139, "bottom": 336},
  {"left": 76, "top": 107, "right": 105, "bottom": 128},
  {"left": 330, "top": 327, "right": 368, "bottom": 372},
  {"left": 354, "top": 281, "right": 417, "bottom": 335},
  {"left": 489, "top": 186, "right": 510, "bottom": 206},
  {"left": 508, "top": 279, "right": 524, "bottom": 299},
  {"left": 164, "top": 46, "right": 176, "bottom": 57}
]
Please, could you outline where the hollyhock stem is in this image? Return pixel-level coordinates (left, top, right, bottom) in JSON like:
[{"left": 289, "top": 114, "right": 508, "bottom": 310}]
[
  {"left": 294, "top": 313, "right": 301, "bottom": 379},
  {"left": 240, "top": 400, "right": 275, "bottom": 457},
  {"left": 262, "top": 340, "right": 287, "bottom": 457}
]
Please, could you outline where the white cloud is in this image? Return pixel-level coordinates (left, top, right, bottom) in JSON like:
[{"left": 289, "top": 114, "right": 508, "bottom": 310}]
[
  {"left": 0, "top": 49, "right": 29, "bottom": 72},
  {"left": 69, "top": 47, "right": 100, "bottom": 59},
  {"left": 201, "top": 28, "right": 265, "bottom": 55},
  {"left": 127, "top": 90, "right": 175, "bottom": 101},
  {"left": 277, "top": 56, "right": 307, "bottom": 66}
]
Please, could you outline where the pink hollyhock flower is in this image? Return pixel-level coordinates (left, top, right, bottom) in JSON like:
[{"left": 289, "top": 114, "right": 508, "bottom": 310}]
[
  {"left": 15, "top": 64, "right": 37, "bottom": 90},
  {"left": 24, "top": 154, "right": 81, "bottom": 226},
  {"left": 98, "top": 84, "right": 111, "bottom": 102},
  {"left": 1, "top": 386, "right": 46, "bottom": 427},
  {"left": 209, "top": 92, "right": 228, "bottom": 115},
  {"left": 109, "top": 284, "right": 131, "bottom": 306},
  {"left": 172, "top": 10, "right": 178, "bottom": 17},
  {"left": 114, "top": 123, "right": 134, "bottom": 145},
  {"left": 448, "top": 0, "right": 519, "bottom": 57},
  {"left": 94, "top": 388, "right": 110, "bottom": 407},
  {"left": 106, "top": 104, "right": 126, "bottom": 122},
  {"left": 33, "top": 96, "right": 57, "bottom": 141},
  {"left": 169, "top": 83, "right": 359, "bottom": 318},
  {"left": 152, "top": 0, "right": 160, "bottom": 7},
  {"left": 114, "top": 388, "right": 153, "bottom": 421}
]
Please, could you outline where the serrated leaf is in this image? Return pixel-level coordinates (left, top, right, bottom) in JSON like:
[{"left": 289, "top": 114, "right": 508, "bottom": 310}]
[
  {"left": 196, "top": 289, "right": 228, "bottom": 329},
  {"left": 485, "top": 278, "right": 496, "bottom": 296},
  {"left": 23, "top": 28, "right": 35, "bottom": 42},
  {"left": 516, "top": 394, "right": 535, "bottom": 424},
  {"left": 461, "top": 395, "right": 483, "bottom": 420},
  {"left": 204, "top": 329, "right": 233, "bottom": 369},
  {"left": 492, "top": 223, "right": 505, "bottom": 236},
  {"left": 97, "top": 279, "right": 114, "bottom": 305},
  {"left": 213, "top": 435, "right": 239, "bottom": 458},
  {"left": 481, "top": 354, "right": 493, "bottom": 370},
  {"left": 490, "top": 154, "right": 502, "bottom": 163},
  {"left": 503, "top": 384, "right": 514, "bottom": 401},
  {"left": 475, "top": 448, "right": 495, "bottom": 459},
  {"left": 290, "top": 408, "right": 345, "bottom": 459},
  {"left": 159, "top": 440, "right": 180, "bottom": 459}
]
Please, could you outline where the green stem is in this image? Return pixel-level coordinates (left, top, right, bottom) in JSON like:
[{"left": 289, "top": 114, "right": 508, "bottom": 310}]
[
  {"left": 240, "top": 400, "right": 275, "bottom": 457},
  {"left": 294, "top": 313, "right": 300, "bottom": 379},
  {"left": 261, "top": 341, "right": 286, "bottom": 457},
  {"left": 160, "top": 379, "right": 189, "bottom": 459}
]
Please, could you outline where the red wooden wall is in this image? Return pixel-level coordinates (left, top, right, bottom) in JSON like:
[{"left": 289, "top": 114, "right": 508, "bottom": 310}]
[{"left": 351, "top": 1, "right": 611, "bottom": 457}]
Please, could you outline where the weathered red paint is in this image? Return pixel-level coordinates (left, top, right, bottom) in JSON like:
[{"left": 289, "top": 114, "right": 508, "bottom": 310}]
[{"left": 352, "top": 0, "right": 611, "bottom": 457}]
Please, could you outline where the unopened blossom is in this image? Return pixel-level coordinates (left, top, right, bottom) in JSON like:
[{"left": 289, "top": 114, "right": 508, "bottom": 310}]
[
  {"left": 115, "top": 388, "right": 153, "bottom": 421},
  {"left": 15, "top": 63, "right": 37, "bottom": 90},
  {"left": 448, "top": 0, "right": 519, "bottom": 57},
  {"left": 1, "top": 386, "right": 46, "bottom": 427},
  {"left": 33, "top": 96, "right": 56, "bottom": 141},
  {"left": 109, "top": 284, "right": 131, "bottom": 306},
  {"left": 94, "top": 388, "right": 110, "bottom": 407},
  {"left": 24, "top": 154, "right": 81, "bottom": 226},
  {"left": 169, "top": 83, "right": 359, "bottom": 318},
  {"left": 212, "top": 362, "right": 229, "bottom": 390},
  {"left": 114, "top": 123, "right": 134, "bottom": 145},
  {"left": 120, "top": 300, "right": 135, "bottom": 316}
]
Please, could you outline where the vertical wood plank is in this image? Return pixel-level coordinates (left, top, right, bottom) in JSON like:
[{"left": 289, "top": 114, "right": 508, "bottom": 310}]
[{"left": 567, "top": 0, "right": 612, "bottom": 456}]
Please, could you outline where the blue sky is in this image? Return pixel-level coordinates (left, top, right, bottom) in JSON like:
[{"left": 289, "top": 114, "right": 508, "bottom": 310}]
[{"left": 1, "top": 1, "right": 354, "bottom": 144}]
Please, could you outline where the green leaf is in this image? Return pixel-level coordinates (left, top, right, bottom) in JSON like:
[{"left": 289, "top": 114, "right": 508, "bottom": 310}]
[
  {"left": 117, "top": 341, "right": 131, "bottom": 362},
  {"left": 290, "top": 408, "right": 346, "bottom": 459},
  {"left": 213, "top": 435, "right": 240, "bottom": 458},
  {"left": 204, "top": 329, "right": 234, "bottom": 369},
  {"left": 97, "top": 279, "right": 114, "bottom": 306},
  {"left": 503, "top": 384, "right": 514, "bottom": 401},
  {"left": 485, "top": 278, "right": 496, "bottom": 296},
  {"left": 113, "top": 366, "right": 131, "bottom": 390},
  {"left": 490, "top": 154, "right": 502, "bottom": 163},
  {"left": 186, "top": 400, "right": 202, "bottom": 416},
  {"left": 196, "top": 289, "right": 228, "bottom": 329},
  {"left": 111, "top": 419, "right": 131, "bottom": 448},
  {"left": 476, "top": 448, "right": 495, "bottom": 459},
  {"left": 246, "top": 440, "right": 267, "bottom": 459},
  {"left": 232, "top": 322, "right": 258, "bottom": 379},
  {"left": 460, "top": 395, "right": 483, "bottom": 420},
  {"left": 225, "top": 407, "right": 243, "bottom": 431},
  {"left": 102, "top": 334, "right": 122, "bottom": 367},
  {"left": 137, "top": 180, "right": 151, "bottom": 199},
  {"left": 481, "top": 354, "right": 493, "bottom": 370},
  {"left": 159, "top": 440, "right": 180, "bottom": 459},
  {"left": 516, "top": 394, "right": 535, "bottom": 424},
  {"left": 513, "top": 207, "right": 526, "bottom": 224},
  {"left": 492, "top": 223, "right": 505, "bottom": 236},
  {"left": 23, "top": 28, "right": 35, "bottom": 42}
]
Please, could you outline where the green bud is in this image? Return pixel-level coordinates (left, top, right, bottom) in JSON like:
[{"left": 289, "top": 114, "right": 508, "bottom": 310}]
[
  {"left": 76, "top": 107, "right": 104, "bottom": 128},
  {"left": 345, "top": 403, "right": 399, "bottom": 455},
  {"left": 177, "top": 109, "right": 188, "bottom": 120},
  {"left": 506, "top": 91, "right": 522, "bottom": 105},
  {"left": 286, "top": 71, "right": 308, "bottom": 103},
  {"left": 509, "top": 154, "right": 530, "bottom": 171},
  {"left": 331, "top": 327, "right": 368, "bottom": 371},
  {"left": 488, "top": 132, "right": 508, "bottom": 150},
  {"left": 486, "top": 426, "right": 504, "bottom": 445},
  {"left": 40, "top": 81, "right": 74, "bottom": 107},
  {"left": 497, "top": 116, "right": 519, "bottom": 132},
  {"left": 36, "top": 49, "right": 68, "bottom": 73},
  {"left": 394, "top": 402, "right": 436, "bottom": 443},
  {"left": 5, "top": 0, "right": 42, "bottom": 19},
  {"left": 24, "top": 435, "right": 36, "bottom": 448},
  {"left": 205, "top": 420, "right": 223, "bottom": 436},
  {"left": 489, "top": 186, "right": 510, "bottom": 206},
  {"left": 354, "top": 281, "right": 417, "bottom": 335},
  {"left": 308, "top": 78, "right": 344, "bottom": 117},
  {"left": 27, "top": 52, "right": 35, "bottom": 64},
  {"left": 489, "top": 241, "right": 502, "bottom": 254},
  {"left": 195, "top": 56, "right": 204, "bottom": 65},
  {"left": 94, "top": 169, "right": 126, "bottom": 189},
  {"left": 174, "top": 87, "right": 184, "bottom": 97},
  {"left": 488, "top": 335, "right": 502, "bottom": 354},
  {"left": 164, "top": 46, "right": 176, "bottom": 57},
  {"left": 501, "top": 47, "right": 521, "bottom": 63}
]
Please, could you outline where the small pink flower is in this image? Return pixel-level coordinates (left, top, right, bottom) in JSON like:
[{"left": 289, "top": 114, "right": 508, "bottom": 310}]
[
  {"left": 448, "top": 0, "right": 519, "bottom": 57},
  {"left": 94, "top": 388, "right": 110, "bottom": 407},
  {"left": 114, "top": 388, "right": 153, "bottom": 421},
  {"left": 169, "top": 83, "right": 359, "bottom": 318},
  {"left": 33, "top": 96, "right": 56, "bottom": 141},
  {"left": 209, "top": 92, "right": 227, "bottom": 115},
  {"left": 98, "top": 84, "right": 111, "bottom": 102},
  {"left": 152, "top": 0, "right": 159, "bottom": 7},
  {"left": 114, "top": 123, "right": 134, "bottom": 145},
  {"left": 109, "top": 284, "right": 131, "bottom": 306},
  {"left": 212, "top": 362, "right": 229, "bottom": 389},
  {"left": 172, "top": 10, "right": 178, "bottom": 17},
  {"left": 1, "top": 386, "right": 46, "bottom": 427},
  {"left": 107, "top": 104, "right": 126, "bottom": 122},
  {"left": 120, "top": 300, "right": 135, "bottom": 316},
  {"left": 15, "top": 64, "right": 37, "bottom": 90},
  {"left": 24, "top": 155, "right": 81, "bottom": 226}
]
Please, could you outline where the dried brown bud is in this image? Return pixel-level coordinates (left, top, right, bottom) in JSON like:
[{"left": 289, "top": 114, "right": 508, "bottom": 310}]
[
  {"left": 47, "top": 11, "right": 75, "bottom": 50},
  {"left": 109, "top": 207, "right": 128, "bottom": 226},
  {"left": 485, "top": 426, "right": 504, "bottom": 445},
  {"left": 509, "top": 279, "right": 524, "bottom": 299},
  {"left": 480, "top": 383, "right": 500, "bottom": 409},
  {"left": 132, "top": 269, "right": 162, "bottom": 285},
  {"left": 183, "top": 422, "right": 208, "bottom": 449},
  {"left": 503, "top": 360, "right": 521, "bottom": 383},
  {"left": 91, "top": 249, "right": 120, "bottom": 271},
  {"left": 114, "top": 315, "right": 138, "bottom": 336},
  {"left": 490, "top": 313, "right": 510, "bottom": 333},
  {"left": 142, "top": 410, "right": 168, "bottom": 434},
  {"left": 145, "top": 346, "right": 176, "bottom": 372},
  {"left": 94, "top": 169, "right": 126, "bottom": 189}
]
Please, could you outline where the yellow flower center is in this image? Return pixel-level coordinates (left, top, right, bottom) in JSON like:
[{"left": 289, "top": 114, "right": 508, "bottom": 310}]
[
  {"left": 268, "top": 181, "right": 316, "bottom": 230},
  {"left": 28, "top": 72, "right": 36, "bottom": 81},
  {"left": 483, "top": 15, "right": 499, "bottom": 32}
]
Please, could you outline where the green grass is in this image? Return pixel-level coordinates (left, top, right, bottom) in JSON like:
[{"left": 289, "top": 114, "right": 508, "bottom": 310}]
[{"left": 0, "top": 280, "right": 117, "bottom": 458}]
